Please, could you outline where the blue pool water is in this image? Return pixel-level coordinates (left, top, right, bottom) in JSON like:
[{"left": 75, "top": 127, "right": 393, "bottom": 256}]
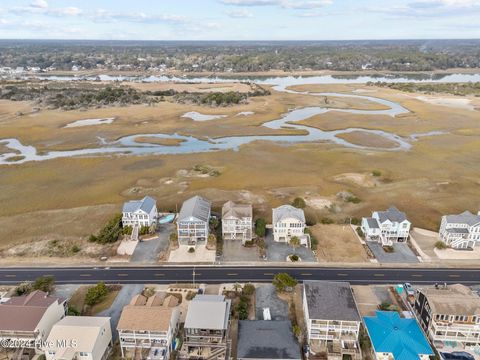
[{"left": 158, "top": 214, "right": 175, "bottom": 224}]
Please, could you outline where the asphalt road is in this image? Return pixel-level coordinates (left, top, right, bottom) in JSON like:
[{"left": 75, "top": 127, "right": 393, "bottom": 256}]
[{"left": 0, "top": 266, "right": 479, "bottom": 285}]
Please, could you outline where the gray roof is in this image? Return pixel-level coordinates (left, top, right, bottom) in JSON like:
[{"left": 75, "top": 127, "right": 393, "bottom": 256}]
[
  {"left": 237, "top": 321, "right": 301, "bottom": 360},
  {"left": 303, "top": 281, "right": 360, "bottom": 322},
  {"left": 273, "top": 205, "right": 305, "bottom": 224},
  {"left": 445, "top": 211, "right": 480, "bottom": 226},
  {"left": 445, "top": 227, "right": 470, "bottom": 234},
  {"left": 184, "top": 295, "right": 230, "bottom": 330},
  {"left": 122, "top": 196, "right": 156, "bottom": 214},
  {"left": 366, "top": 217, "right": 380, "bottom": 229},
  {"left": 178, "top": 195, "right": 211, "bottom": 223},
  {"left": 376, "top": 206, "right": 408, "bottom": 223},
  {"left": 222, "top": 201, "right": 252, "bottom": 220}
]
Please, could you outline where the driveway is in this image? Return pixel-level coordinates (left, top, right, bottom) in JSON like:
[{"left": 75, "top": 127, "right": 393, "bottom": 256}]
[
  {"left": 130, "top": 224, "right": 173, "bottom": 263},
  {"left": 221, "top": 240, "right": 260, "bottom": 262},
  {"left": 98, "top": 284, "right": 143, "bottom": 340},
  {"left": 367, "top": 242, "right": 418, "bottom": 263},
  {"left": 255, "top": 284, "right": 289, "bottom": 321},
  {"left": 264, "top": 229, "right": 316, "bottom": 262}
]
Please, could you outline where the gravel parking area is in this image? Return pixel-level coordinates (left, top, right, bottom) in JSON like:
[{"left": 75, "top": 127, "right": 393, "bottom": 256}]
[
  {"left": 265, "top": 229, "right": 316, "bottom": 262},
  {"left": 367, "top": 242, "right": 418, "bottom": 263},
  {"left": 255, "top": 284, "right": 289, "bottom": 320},
  {"left": 221, "top": 240, "right": 259, "bottom": 262}
]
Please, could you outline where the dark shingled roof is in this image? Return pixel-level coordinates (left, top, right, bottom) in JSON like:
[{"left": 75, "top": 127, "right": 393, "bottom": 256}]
[
  {"left": 237, "top": 320, "right": 301, "bottom": 360},
  {"left": 377, "top": 206, "right": 408, "bottom": 223},
  {"left": 303, "top": 281, "right": 360, "bottom": 321}
]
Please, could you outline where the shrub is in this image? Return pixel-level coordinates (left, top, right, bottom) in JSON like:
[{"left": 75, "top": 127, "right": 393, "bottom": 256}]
[
  {"left": 305, "top": 209, "right": 318, "bottom": 226},
  {"left": 122, "top": 225, "right": 133, "bottom": 235},
  {"left": 237, "top": 300, "right": 249, "bottom": 320},
  {"left": 292, "top": 324, "right": 301, "bottom": 338},
  {"left": 15, "top": 282, "right": 33, "bottom": 296},
  {"left": 346, "top": 195, "right": 361, "bottom": 204},
  {"left": 273, "top": 273, "right": 297, "bottom": 292},
  {"left": 356, "top": 227, "right": 365, "bottom": 239},
  {"left": 292, "top": 197, "right": 306, "bottom": 209},
  {"left": 67, "top": 306, "right": 80, "bottom": 316},
  {"left": 350, "top": 217, "right": 361, "bottom": 225},
  {"left": 188, "top": 247, "right": 195, "bottom": 253},
  {"left": 379, "top": 301, "right": 392, "bottom": 311},
  {"left": 139, "top": 225, "right": 150, "bottom": 235},
  {"left": 289, "top": 254, "right": 299, "bottom": 262},
  {"left": 242, "top": 283, "right": 255, "bottom": 296},
  {"left": 255, "top": 218, "right": 266, "bottom": 237},
  {"left": 372, "top": 170, "right": 382, "bottom": 177},
  {"left": 186, "top": 291, "right": 196, "bottom": 300},
  {"left": 71, "top": 245, "right": 81, "bottom": 254},
  {"left": 435, "top": 241, "right": 448, "bottom": 249},
  {"left": 320, "top": 217, "right": 334, "bottom": 224},
  {"left": 85, "top": 282, "right": 108, "bottom": 306},
  {"left": 304, "top": 228, "right": 318, "bottom": 251},
  {"left": 170, "top": 232, "right": 178, "bottom": 246},
  {"left": 33, "top": 276, "right": 55, "bottom": 293},
  {"left": 89, "top": 214, "right": 123, "bottom": 244}
]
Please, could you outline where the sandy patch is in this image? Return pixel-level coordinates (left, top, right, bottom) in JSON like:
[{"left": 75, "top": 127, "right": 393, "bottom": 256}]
[
  {"left": 305, "top": 196, "right": 332, "bottom": 210},
  {"left": 64, "top": 117, "right": 115, "bottom": 128},
  {"left": 332, "top": 172, "right": 378, "bottom": 188},
  {"left": 181, "top": 111, "right": 228, "bottom": 121},
  {"left": 410, "top": 95, "right": 475, "bottom": 111}
]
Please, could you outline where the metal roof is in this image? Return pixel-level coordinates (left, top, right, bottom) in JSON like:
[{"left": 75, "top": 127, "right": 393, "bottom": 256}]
[
  {"left": 364, "top": 311, "right": 433, "bottom": 360},
  {"left": 366, "top": 217, "right": 380, "bottom": 229},
  {"left": 303, "top": 281, "right": 360, "bottom": 322},
  {"left": 222, "top": 201, "right": 252, "bottom": 220},
  {"left": 272, "top": 205, "right": 305, "bottom": 224},
  {"left": 184, "top": 295, "right": 230, "bottom": 330},
  {"left": 237, "top": 320, "right": 301, "bottom": 360},
  {"left": 178, "top": 195, "right": 211, "bottom": 223},
  {"left": 122, "top": 196, "right": 156, "bottom": 214}
]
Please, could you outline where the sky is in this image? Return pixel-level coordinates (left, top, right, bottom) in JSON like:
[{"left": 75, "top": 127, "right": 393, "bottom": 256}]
[{"left": 0, "top": 0, "right": 479, "bottom": 40}]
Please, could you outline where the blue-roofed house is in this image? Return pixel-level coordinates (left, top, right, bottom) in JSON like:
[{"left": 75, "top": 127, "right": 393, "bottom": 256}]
[
  {"left": 364, "top": 311, "right": 434, "bottom": 360},
  {"left": 122, "top": 196, "right": 158, "bottom": 228}
]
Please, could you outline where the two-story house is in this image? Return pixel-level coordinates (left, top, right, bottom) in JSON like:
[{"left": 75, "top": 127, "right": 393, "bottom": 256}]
[
  {"left": 177, "top": 196, "right": 211, "bottom": 247},
  {"left": 221, "top": 201, "right": 253, "bottom": 244},
  {"left": 303, "top": 281, "right": 362, "bottom": 360},
  {"left": 272, "top": 205, "right": 307, "bottom": 245},
  {"left": 439, "top": 211, "right": 480, "bottom": 249},
  {"left": 361, "top": 206, "right": 411, "bottom": 246},
  {"left": 414, "top": 284, "right": 480, "bottom": 351},
  {"left": 122, "top": 196, "right": 158, "bottom": 228},
  {"left": 180, "top": 295, "right": 231, "bottom": 360},
  {"left": 0, "top": 290, "right": 67, "bottom": 351},
  {"left": 117, "top": 293, "right": 180, "bottom": 359},
  {"left": 45, "top": 316, "right": 112, "bottom": 360}
]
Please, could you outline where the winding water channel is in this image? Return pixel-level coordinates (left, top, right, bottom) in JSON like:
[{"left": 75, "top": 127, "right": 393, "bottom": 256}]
[{"left": 0, "top": 74, "right": 468, "bottom": 165}]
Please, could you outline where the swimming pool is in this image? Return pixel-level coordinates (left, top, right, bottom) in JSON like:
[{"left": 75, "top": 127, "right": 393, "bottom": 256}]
[{"left": 158, "top": 214, "right": 175, "bottom": 224}]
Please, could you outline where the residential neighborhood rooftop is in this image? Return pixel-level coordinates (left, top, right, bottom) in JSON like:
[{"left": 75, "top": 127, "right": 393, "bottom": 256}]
[
  {"left": 184, "top": 295, "right": 231, "bottom": 330},
  {"left": 445, "top": 211, "right": 480, "bottom": 226},
  {"left": 418, "top": 284, "right": 480, "bottom": 316},
  {"left": 222, "top": 201, "right": 252, "bottom": 219},
  {"left": 122, "top": 196, "right": 156, "bottom": 214},
  {"left": 364, "top": 311, "right": 433, "bottom": 360},
  {"left": 303, "top": 281, "right": 360, "bottom": 321},
  {"left": 366, "top": 217, "right": 380, "bottom": 228},
  {"left": 237, "top": 320, "right": 301, "bottom": 360},
  {"left": 178, "top": 195, "right": 211, "bottom": 222},
  {"left": 47, "top": 316, "right": 110, "bottom": 358},
  {"left": 377, "top": 206, "right": 408, "bottom": 223},
  {"left": 0, "top": 290, "right": 65, "bottom": 332},
  {"left": 272, "top": 205, "right": 305, "bottom": 224}
]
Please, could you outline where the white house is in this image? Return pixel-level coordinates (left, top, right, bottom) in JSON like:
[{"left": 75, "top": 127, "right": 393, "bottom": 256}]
[
  {"left": 272, "top": 205, "right": 307, "bottom": 244},
  {"left": 303, "top": 281, "right": 362, "bottom": 360},
  {"left": 177, "top": 196, "right": 211, "bottom": 247},
  {"left": 0, "top": 290, "right": 67, "bottom": 350},
  {"left": 122, "top": 196, "right": 158, "bottom": 228},
  {"left": 45, "top": 316, "right": 112, "bottom": 360},
  {"left": 361, "top": 206, "right": 411, "bottom": 246},
  {"left": 222, "top": 201, "right": 253, "bottom": 244},
  {"left": 117, "top": 294, "right": 180, "bottom": 360},
  {"left": 439, "top": 210, "right": 480, "bottom": 249}
]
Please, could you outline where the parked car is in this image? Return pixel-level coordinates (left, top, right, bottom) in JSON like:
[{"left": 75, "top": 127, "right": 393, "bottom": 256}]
[{"left": 404, "top": 283, "right": 415, "bottom": 296}]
